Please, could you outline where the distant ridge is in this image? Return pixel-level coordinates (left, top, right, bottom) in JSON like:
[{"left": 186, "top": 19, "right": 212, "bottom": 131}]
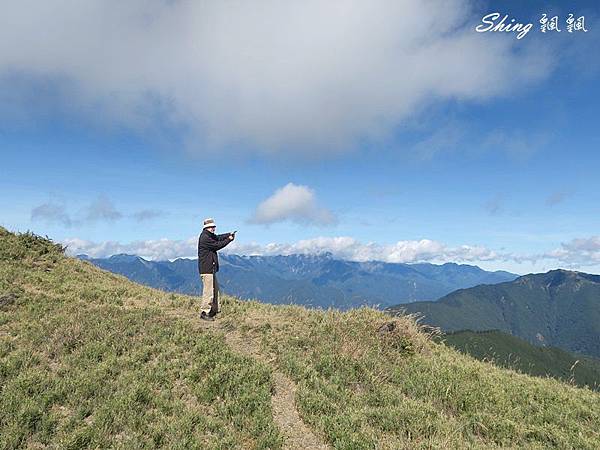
[
  {"left": 80, "top": 253, "right": 517, "bottom": 310},
  {"left": 442, "top": 329, "right": 600, "bottom": 391},
  {"left": 397, "top": 269, "right": 600, "bottom": 357}
]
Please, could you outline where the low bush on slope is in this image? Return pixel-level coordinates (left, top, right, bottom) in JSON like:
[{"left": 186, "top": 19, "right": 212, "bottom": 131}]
[{"left": 1, "top": 227, "right": 600, "bottom": 449}]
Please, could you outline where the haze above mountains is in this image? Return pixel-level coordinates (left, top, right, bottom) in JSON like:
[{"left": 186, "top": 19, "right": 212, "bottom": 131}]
[{"left": 79, "top": 253, "right": 517, "bottom": 310}]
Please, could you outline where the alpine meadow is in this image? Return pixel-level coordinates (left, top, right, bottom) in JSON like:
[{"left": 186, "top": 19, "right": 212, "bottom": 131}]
[
  {"left": 2, "top": 229, "right": 600, "bottom": 449},
  {"left": 2, "top": 1, "right": 600, "bottom": 448}
]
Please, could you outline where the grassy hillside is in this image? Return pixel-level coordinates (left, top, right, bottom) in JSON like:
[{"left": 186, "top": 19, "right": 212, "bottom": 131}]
[
  {"left": 442, "top": 330, "right": 600, "bottom": 391},
  {"left": 398, "top": 270, "right": 600, "bottom": 357},
  {"left": 0, "top": 231, "right": 280, "bottom": 449},
  {"left": 2, "top": 228, "right": 600, "bottom": 449}
]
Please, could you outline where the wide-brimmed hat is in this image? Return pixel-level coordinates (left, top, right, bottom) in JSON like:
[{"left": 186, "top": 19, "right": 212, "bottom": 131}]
[{"left": 203, "top": 218, "right": 217, "bottom": 229}]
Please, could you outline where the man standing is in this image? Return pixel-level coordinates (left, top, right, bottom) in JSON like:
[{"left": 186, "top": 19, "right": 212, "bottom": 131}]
[{"left": 197, "top": 218, "right": 235, "bottom": 321}]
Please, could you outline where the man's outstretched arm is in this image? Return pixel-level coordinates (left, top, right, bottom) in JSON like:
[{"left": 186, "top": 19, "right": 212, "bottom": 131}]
[{"left": 201, "top": 233, "right": 234, "bottom": 251}]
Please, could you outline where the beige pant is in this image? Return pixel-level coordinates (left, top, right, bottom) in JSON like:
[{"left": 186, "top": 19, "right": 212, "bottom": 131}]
[{"left": 200, "top": 273, "right": 219, "bottom": 315}]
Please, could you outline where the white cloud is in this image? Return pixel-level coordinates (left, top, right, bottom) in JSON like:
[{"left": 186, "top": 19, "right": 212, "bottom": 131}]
[
  {"left": 249, "top": 183, "right": 336, "bottom": 226},
  {"left": 0, "top": 0, "right": 550, "bottom": 156},
  {"left": 64, "top": 236, "right": 197, "bottom": 261},
  {"left": 65, "top": 234, "right": 502, "bottom": 264},
  {"left": 545, "top": 236, "right": 600, "bottom": 265},
  {"left": 62, "top": 234, "right": 600, "bottom": 274},
  {"left": 229, "top": 237, "right": 500, "bottom": 263}
]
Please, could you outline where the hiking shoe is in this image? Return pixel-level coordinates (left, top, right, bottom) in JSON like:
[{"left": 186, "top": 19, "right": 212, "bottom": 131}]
[{"left": 200, "top": 311, "right": 214, "bottom": 321}]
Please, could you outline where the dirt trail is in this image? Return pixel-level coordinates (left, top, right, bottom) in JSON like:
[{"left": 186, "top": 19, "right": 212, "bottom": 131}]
[
  {"left": 169, "top": 310, "right": 329, "bottom": 449},
  {"left": 222, "top": 327, "right": 329, "bottom": 450},
  {"left": 269, "top": 371, "right": 328, "bottom": 450}
]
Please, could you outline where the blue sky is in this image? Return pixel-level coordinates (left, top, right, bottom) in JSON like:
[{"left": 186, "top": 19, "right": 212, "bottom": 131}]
[{"left": 1, "top": 0, "right": 599, "bottom": 274}]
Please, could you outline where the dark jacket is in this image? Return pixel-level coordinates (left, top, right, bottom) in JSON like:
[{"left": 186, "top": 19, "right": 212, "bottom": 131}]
[{"left": 198, "top": 229, "right": 232, "bottom": 274}]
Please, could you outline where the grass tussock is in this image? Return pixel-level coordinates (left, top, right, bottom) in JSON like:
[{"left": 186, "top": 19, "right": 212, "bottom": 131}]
[{"left": 1, "top": 227, "right": 600, "bottom": 449}]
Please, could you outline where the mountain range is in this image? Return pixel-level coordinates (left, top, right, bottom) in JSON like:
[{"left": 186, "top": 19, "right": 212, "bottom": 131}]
[
  {"left": 78, "top": 253, "right": 517, "bottom": 310},
  {"left": 398, "top": 270, "right": 600, "bottom": 358}
]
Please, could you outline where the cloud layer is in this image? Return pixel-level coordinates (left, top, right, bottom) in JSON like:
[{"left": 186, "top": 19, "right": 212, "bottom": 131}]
[
  {"left": 64, "top": 234, "right": 600, "bottom": 270},
  {"left": 229, "top": 237, "right": 500, "bottom": 263},
  {"left": 65, "top": 234, "right": 500, "bottom": 264},
  {"left": 0, "top": 0, "right": 548, "bottom": 156},
  {"left": 249, "top": 183, "right": 336, "bottom": 226},
  {"left": 64, "top": 236, "right": 197, "bottom": 261},
  {"left": 546, "top": 236, "right": 600, "bottom": 266}
]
